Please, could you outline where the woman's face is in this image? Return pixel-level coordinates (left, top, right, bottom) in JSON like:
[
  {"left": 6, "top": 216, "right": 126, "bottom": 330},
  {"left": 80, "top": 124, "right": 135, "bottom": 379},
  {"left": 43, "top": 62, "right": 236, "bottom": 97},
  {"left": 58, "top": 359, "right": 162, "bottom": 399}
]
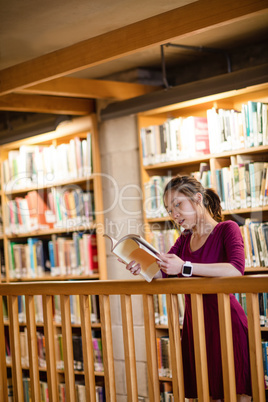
[{"left": 164, "top": 189, "right": 198, "bottom": 230}]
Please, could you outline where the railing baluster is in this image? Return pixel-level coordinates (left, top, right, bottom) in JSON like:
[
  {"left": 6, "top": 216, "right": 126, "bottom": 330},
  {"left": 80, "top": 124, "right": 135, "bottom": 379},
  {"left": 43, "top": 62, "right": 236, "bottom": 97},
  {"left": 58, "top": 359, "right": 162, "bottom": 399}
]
[
  {"left": 246, "top": 292, "right": 266, "bottom": 402},
  {"left": 217, "top": 293, "right": 236, "bottom": 401},
  {"left": 8, "top": 295, "right": 23, "bottom": 401},
  {"left": 120, "top": 294, "right": 138, "bottom": 401},
  {"left": 166, "top": 293, "right": 184, "bottom": 401},
  {"left": 143, "top": 294, "right": 160, "bottom": 401},
  {"left": 79, "top": 294, "right": 96, "bottom": 402},
  {"left": 191, "top": 293, "right": 209, "bottom": 402},
  {"left": 0, "top": 276, "right": 267, "bottom": 401},
  {"left": 0, "top": 295, "right": 8, "bottom": 402},
  {"left": 99, "top": 294, "right": 116, "bottom": 401},
  {"left": 25, "top": 295, "right": 41, "bottom": 401},
  {"left": 42, "top": 294, "right": 59, "bottom": 402},
  {"left": 60, "top": 294, "right": 76, "bottom": 401}
]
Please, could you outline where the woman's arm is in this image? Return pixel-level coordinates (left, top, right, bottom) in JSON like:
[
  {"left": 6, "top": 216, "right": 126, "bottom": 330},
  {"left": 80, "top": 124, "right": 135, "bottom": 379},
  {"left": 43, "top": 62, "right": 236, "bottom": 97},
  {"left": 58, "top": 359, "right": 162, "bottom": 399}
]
[{"left": 158, "top": 253, "right": 242, "bottom": 277}]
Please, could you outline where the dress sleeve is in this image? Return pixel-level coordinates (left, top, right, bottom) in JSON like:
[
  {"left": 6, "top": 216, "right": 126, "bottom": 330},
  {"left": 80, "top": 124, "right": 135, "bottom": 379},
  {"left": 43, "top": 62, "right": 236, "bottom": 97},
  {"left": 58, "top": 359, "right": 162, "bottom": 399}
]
[{"left": 223, "top": 221, "right": 245, "bottom": 274}]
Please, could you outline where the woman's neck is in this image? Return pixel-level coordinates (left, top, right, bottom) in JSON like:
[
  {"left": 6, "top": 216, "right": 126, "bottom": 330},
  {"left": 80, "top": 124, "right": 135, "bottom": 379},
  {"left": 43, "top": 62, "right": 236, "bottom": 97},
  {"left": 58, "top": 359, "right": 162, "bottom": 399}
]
[{"left": 192, "top": 211, "right": 217, "bottom": 238}]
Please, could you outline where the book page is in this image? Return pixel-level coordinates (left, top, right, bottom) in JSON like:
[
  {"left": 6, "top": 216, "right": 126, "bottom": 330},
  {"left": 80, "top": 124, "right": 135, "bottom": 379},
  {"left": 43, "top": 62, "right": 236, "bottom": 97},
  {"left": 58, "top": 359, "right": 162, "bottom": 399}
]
[
  {"left": 113, "top": 238, "right": 160, "bottom": 282},
  {"left": 118, "top": 234, "right": 161, "bottom": 258},
  {"left": 103, "top": 234, "right": 117, "bottom": 250}
]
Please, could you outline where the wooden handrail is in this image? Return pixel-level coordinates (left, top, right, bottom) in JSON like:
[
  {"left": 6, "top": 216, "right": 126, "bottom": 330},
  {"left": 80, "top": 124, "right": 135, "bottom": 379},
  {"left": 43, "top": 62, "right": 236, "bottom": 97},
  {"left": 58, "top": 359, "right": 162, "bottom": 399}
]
[
  {"left": 0, "top": 276, "right": 267, "bottom": 401},
  {"left": 0, "top": 274, "right": 268, "bottom": 295}
]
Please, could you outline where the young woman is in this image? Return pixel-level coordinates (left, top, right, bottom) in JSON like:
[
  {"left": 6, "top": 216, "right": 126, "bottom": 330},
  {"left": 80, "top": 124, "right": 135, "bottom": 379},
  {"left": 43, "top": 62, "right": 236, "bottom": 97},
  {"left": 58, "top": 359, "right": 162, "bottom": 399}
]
[{"left": 125, "top": 175, "right": 252, "bottom": 401}]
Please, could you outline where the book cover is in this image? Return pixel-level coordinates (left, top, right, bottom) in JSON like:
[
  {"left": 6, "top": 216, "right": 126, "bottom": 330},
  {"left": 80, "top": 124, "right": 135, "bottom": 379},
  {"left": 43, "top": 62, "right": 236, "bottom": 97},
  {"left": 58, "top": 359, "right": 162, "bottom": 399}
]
[
  {"left": 260, "top": 163, "right": 268, "bottom": 206},
  {"left": 74, "top": 137, "right": 83, "bottom": 177},
  {"left": 104, "top": 233, "right": 161, "bottom": 282},
  {"left": 26, "top": 190, "right": 54, "bottom": 230},
  {"left": 262, "top": 341, "right": 268, "bottom": 387},
  {"left": 27, "top": 238, "right": 39, "bottom": 277}
]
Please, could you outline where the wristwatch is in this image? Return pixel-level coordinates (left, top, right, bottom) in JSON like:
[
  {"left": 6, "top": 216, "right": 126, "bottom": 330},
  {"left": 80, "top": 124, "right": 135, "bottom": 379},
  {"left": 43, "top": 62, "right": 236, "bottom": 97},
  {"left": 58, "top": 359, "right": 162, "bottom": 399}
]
[{"left": 182, "top": 261, "right": 193, "bottom": 277}]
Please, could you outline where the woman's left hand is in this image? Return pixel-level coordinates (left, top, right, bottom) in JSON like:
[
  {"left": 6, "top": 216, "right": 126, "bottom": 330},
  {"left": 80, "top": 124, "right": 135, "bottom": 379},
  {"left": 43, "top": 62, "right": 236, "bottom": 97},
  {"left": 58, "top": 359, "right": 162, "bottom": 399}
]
[{"left": 157, "top": 253, "right": 184, "bottom": 276}]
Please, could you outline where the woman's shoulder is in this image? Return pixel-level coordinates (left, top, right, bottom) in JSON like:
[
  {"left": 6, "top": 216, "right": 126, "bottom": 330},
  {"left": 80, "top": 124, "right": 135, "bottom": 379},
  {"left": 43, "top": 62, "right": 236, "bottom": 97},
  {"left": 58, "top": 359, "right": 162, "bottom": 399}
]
[
  {"left": 215, "top": 220, "right": 240, "bottom": 232},
  {"left": 214, "top": 220, "right": 242, "bottom": 242}
]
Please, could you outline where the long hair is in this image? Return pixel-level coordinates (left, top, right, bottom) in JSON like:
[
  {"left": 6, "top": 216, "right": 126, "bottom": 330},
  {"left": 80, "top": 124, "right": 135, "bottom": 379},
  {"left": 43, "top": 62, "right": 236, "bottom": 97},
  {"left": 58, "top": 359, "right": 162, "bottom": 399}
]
[{"left": 163, "top": 175, "right": 222, "bottom": 222}]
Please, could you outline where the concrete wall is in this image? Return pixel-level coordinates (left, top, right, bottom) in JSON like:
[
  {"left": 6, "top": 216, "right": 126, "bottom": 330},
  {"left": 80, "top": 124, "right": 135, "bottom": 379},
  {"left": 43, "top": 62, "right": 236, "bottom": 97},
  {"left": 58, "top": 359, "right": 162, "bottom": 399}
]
[{"left": 98, "top": 114, "right": 149, "bottom": 401}]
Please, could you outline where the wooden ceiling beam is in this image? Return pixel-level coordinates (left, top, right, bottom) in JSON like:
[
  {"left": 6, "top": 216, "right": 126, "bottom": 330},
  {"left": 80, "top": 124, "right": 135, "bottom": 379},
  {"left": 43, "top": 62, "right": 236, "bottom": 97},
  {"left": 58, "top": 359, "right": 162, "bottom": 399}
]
[
  {"left": 19, "top": 77, "right": 160, "bottom": 100},
  {"left": 0, "top": 0, "right": 267, "bottom": 95},
  {"left": 0, "top": 94, "right": 94, "bottom": 115}
]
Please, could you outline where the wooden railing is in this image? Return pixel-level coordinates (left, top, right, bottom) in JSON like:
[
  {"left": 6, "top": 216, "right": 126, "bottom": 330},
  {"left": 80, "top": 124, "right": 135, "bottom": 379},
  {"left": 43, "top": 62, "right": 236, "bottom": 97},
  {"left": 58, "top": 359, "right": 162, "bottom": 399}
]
[{"left": 0, "top": 275, "right": 267, "bottom": 402}]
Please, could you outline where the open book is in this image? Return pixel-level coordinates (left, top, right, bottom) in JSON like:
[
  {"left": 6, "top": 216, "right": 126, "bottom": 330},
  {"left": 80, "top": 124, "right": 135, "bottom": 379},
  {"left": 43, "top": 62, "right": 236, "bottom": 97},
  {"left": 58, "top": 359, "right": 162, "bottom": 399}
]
[{"left": 103, "top": 233, "right": 161, "bottom": 282}]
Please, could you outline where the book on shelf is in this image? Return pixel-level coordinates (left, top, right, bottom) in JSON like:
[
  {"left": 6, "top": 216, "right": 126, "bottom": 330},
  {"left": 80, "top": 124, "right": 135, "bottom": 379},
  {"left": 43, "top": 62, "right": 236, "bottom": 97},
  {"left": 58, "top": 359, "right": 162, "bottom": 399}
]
[
  {"left": 140, "top": 116, "right": 210, "bottom": 165},
  {"left": 73, "top": 335, "right": 83, "bottom": 371},
  {"left": 25, "top": 189, "right": 54, "bottom": 230},
  {"left": 92, "top": 336, "right": 104, "bottom": 372},
  {"left": 235, "top": 291, "right": 268, "bottom": 328},
  {"left": 160, "top": 381, "right": 173, "bottom": 401},
  {"left": 18, "top": 295, "right": 26, "bottom": 322},
  {"left": 7, "top": 377, "right": 13, "bottom": 401},
  {"left": 58, "top": 382, "right": 105, "bottom": 402},
  {"left": 207, "top": 101, "right": 268, "bottom": 153},
  {"left": 37, "top": 331, "right": 46, "bottom": 368},
  {"left": 23, "top": 378, "right": 32, "bottom": 402},
  {"left": 158, "top": 294, "right": 168, "bottom": 325},
  {"left": 56, "top": 334, "right": 64, "bottom": 370},
  {"left": 8, "top": 232, "right": 99, "bottom": 279},
  {"left": 104, "top": 233, "right": 162, "bottom": 282},
  {"left": 180, "top": 116, "right": 210, "bottom": 157},
  {"left": 90, "top": 294, "right": 100, "bottom": 323},
  {"left": 5, "top": 187, "right": 95, "bottom": 236},
  {"left": 262, "top": 341, "right": 268, "bottom": 388},
  {"left": 76, "top": 382, "right": 86, "bottom": 402},
  {"left": 40, "top": 381, "right": 49, "bottom": 402},
  {"left": 153, "top": 293, "right": 185, "bottom": 326},
  {"left": 148, "top": 228, "right": 180, "bottom": 255},
  {"left": 144, "top": 176, "right": 170, "bottom": 219},
  {"left": 214, "top": 159, "right": 268, "bottom": 211},
  {"left": 58, "top": 383, "right": 66, "bottom": 402},
  {"left": 70, "top": 294, "right": 81, "bottom": 324},
  {"left": 20, "top": 327, "right": 29, "bottom": 367},
  {"left": 2, "top": 296, "right": 8, "bottom": 321},
  {"left": 5, "top": 334, "right": 11, "bottom": 365},
  {"left": 2, "top": 134, "right": 93, "bottom": 191},
  {"left": 157, "top": 336, "right": 171, "bottom": 378},
  {"left": 258, "top": 292, "right": 267, "bottom": 327}
]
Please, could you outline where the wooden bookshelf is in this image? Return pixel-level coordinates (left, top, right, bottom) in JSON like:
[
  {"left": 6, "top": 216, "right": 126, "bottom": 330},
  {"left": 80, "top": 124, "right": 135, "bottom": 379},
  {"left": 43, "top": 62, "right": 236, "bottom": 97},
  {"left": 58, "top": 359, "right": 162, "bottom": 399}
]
[
  {"left": 0, "top": 114, "right": 107, "bottom": 282},
  {"left": 0, "top": 115, "right": 106, "bottom": 399},
  {"left": 138, "top": 81, "right": 268, "bottom": 270},
  {"left": 137, "top": 81, "right": 268, "bottom": 396}
]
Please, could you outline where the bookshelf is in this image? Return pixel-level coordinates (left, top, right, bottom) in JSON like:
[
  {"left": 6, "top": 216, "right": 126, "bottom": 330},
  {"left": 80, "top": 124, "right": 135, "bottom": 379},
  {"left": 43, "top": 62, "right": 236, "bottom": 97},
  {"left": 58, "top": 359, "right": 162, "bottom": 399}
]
[
  {"left": 0, "top": 115, "right": 107, "bottom": 399},
  {"left": 138, "top": 81, "right": 268, "bottom": 274},
  {"left": 137, "top": 81, "right": 268, "bottom": 396},
  {"left": 0, "top": 114, "right": 107, "bottom": 282}
]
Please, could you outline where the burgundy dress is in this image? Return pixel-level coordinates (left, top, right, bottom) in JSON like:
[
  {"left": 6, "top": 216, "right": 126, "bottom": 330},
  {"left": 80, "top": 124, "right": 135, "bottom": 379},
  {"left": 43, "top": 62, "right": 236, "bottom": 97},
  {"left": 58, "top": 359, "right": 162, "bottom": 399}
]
[{"left": 162, "top": 220, "right": 252, "bottom": 399}]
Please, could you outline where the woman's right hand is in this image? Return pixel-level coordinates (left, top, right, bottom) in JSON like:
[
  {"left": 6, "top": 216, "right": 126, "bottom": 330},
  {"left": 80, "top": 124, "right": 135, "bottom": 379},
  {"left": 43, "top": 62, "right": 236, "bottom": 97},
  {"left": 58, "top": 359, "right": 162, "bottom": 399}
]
[{"left": 118, "top": 258, "right": 141, "bottom": 276}]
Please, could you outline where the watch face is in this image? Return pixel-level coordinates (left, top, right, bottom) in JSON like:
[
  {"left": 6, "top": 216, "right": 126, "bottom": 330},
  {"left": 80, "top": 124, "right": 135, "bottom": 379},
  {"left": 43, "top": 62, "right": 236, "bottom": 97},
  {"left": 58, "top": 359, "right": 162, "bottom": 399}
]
[{"left": 183, "top": 265, "right": 192, "bottom": 275}]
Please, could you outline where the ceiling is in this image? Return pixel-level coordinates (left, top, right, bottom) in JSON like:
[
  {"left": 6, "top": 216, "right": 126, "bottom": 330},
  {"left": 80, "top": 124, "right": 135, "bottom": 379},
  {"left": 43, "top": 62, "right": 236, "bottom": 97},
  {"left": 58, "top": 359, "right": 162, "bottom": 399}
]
[
  {"left": 0, "top": 0, "right": 268, "bottom": 138},
  {"left": 0, "top": 0, "right": 195, "bottom": 75},
  {"left": 1, "top": 0, "right": 268, "bottom": 79}
]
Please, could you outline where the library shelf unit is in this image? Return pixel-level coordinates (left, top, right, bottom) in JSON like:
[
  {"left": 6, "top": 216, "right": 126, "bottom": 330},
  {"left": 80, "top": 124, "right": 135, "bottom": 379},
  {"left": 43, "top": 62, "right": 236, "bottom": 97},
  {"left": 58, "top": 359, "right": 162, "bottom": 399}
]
[
  {"left": 138, "top": 80, "right": 268, "bottom": 270},
  {"left": 0, "top": 114, "right": 107, "bottom": 400},
  {"left": 137, "top": 80, "right": 268, "bottom": 396},
  {"left": 0, "top": 114, "right": 107, "bottom": 282}
]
